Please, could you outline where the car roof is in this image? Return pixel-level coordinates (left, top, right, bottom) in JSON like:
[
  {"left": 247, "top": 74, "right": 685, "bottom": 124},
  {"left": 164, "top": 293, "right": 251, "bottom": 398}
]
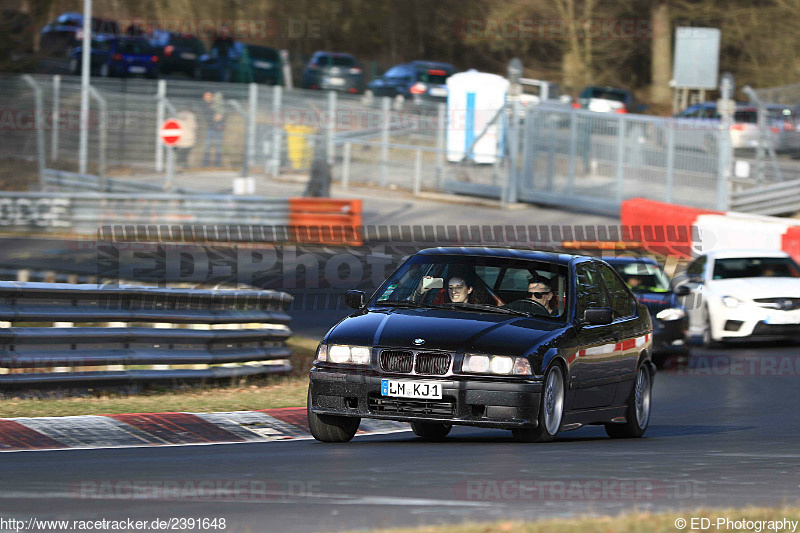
[
  {"left": 704, "top": 249, "right": 790, "bottom": 259},
  {"left": 409, "top": 60, "right": 454, "bottom": 71},
  {"left": 415, "top": 247, "right": 589, "bottom": 265},
  {"left": 601, "top": 256, "right": 658, "bottom": 266}
]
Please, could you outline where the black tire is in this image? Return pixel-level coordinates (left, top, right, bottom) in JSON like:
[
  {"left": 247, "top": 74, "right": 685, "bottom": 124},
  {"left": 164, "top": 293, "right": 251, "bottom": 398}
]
[
  {"left": 307, "top": 389, "right": 360, "bottom": 443},
  {"left": 605, "top": 363, "right": 651, "bottom": 439},
  {"left": 69, "top": 57, "right": 79, "bottom": 75},
  {"left": 702, "top": 307, "right": 720, "bottom": 349},
  {"left": 99, "top": 63, "right": 109, "bottom": 78},
  {"left": 194, "top": 65, "right": 203, "bottom": 81},
  {"left": 410, "top": 421, "right": 451, "bottom": 441},
  {"left": 511, "top": 363, "right": 565, "bottom": 443}
]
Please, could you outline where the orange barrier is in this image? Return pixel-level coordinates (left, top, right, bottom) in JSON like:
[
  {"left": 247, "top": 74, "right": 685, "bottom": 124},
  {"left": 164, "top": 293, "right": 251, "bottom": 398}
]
[
  {"left": 620, "top": 198, "right": 721, "bottom": 258},
  {"left": 288, "top": 198, "right": 363, "bottom": 246}
]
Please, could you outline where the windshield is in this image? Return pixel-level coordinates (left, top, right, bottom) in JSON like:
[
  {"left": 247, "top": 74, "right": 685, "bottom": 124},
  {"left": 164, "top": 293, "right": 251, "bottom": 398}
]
[
  {"left": 713, "top": 257, "right": 800, "bottom": 279},
  {"left": 117, "top": 39, "right": 154, "bottom": 55},
  {"left": 373, "top": 254, "right": 569, "bottom": 320},
  {"left": 247, "top": 46, "right": 279, "bottom": 60},
  {"left": 611, "top": 262, "right": 671, "bottom": 292}
]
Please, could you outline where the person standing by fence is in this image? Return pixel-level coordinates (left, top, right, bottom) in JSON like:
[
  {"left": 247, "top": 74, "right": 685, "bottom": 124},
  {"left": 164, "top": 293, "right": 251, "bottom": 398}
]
[
  {"left": 175, "top": 109, "right": 197, "bottom": 170},
  {"left": 202, "top": 91, "right": 225, "bottom": 167}
]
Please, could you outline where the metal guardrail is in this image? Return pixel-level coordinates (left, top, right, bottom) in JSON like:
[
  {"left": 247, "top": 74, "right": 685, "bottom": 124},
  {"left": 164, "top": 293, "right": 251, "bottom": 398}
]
[
  {"left": 729, "top": 178, "right": 800, "bottom": 215},
  {"left": 0, "top": 281, "right": 294, "bottom": 386},
  {"left": 43, "top": 168, "right": 208, "bottom": 195},
  {"left": 0, "top": 191, "right": 291, "bottom": 236}
]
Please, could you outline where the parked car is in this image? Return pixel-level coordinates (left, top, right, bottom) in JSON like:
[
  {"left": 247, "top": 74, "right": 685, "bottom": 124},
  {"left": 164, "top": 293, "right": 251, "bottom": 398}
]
[
  {"left": 69, "top": 36, "right": 159, "bottom": 78},
  {"left": 40, "top": 12, "right": 120, "bottom": 57},
  {"left": 675, "top": 249, "right": 800, "bottom": 347},
  {"left": 604, "top": 256, "right": 690, "bottom": 365},
  {"left": 575, "top": 85, "right": 642, "bottom": 114},
  {"left": 667, "top": 102, "right": 800, "bottom": 153},
  {"left": 366, "top": 60, "right": 454, "bottom": 103},
  {"left": 308, "top": 247, "right": 655, "bottom": 443},
  {"left": 195, "top": 41, "right": 281, "bottom": 84},
  {"left": 302, "top": 51, "right": 364, "bottom": 93},
  {"left": 149, "top": 31, "right": 205, "bottom": 76}
]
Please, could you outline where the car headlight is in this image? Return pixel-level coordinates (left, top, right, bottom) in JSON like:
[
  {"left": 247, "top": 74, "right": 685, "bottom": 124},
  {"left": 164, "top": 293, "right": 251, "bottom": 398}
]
[
  {"left": 656, "top": 308, "right": 686, "bottom": 321},
  {"left": 722, "top": 296, "right": 742, "bottom": 308},
  {"left": 463, "top": 354, "right": 531, "bottom": 375},
  {"left": 318, "top": 344, "right": 371, "bottom": 365}
]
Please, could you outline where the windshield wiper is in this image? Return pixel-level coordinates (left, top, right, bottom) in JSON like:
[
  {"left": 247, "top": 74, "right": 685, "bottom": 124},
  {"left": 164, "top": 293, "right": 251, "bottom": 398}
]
[
  {"left": 374, "top": 299, "right": 440, "bottom": 309},
  {"left": 440, "top": 302, "right": 529, "bottom": 317}
]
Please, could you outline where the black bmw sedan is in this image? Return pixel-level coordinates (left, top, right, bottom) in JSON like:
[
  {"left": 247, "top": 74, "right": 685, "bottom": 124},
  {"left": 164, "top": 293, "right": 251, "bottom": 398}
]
[{"left": 308, "top": 248, "right": 655, "bottom": 443}]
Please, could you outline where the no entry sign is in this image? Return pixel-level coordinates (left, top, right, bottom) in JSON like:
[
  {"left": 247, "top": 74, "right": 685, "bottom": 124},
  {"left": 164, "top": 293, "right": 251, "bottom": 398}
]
[{"left": 160, "top": 119, "right": 183, "bottom": 146}]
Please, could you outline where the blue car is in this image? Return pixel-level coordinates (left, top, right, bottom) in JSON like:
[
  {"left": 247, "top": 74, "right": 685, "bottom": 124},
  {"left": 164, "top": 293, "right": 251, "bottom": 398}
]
[
  {"left": 367, "top": 60, "right": 454, "bottom": 103},
  {"left": 603, "top": 256, "right": 690, "bottom": 366},
  {"left": 69, "top": 36, "right": 159, "bottom": 78},
  {"left": 195, "top": 41, "right": 281, "bottom": 85}
]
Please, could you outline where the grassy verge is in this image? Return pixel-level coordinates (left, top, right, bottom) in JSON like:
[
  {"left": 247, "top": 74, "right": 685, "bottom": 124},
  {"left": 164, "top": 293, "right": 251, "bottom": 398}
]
[
  {"left": 0, "top": 336, "right": 318, "bottom": 418},
  {"left": 363, "top": 506, "right": 800, "bottom": 533}
]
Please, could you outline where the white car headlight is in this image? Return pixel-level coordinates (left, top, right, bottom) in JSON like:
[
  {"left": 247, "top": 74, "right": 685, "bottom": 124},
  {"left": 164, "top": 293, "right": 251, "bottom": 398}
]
[
  {"left": 722, "top": 296, "right": 742, "bottom": 308},
  {"left": 321, "top": 344, "right": 371, "bottom": 365},
  {"left": 656, "top": 308, "right": 686, "bottom": 321},
  {"left": 463, "top": 354, "right": 531, "bottom": 375}
]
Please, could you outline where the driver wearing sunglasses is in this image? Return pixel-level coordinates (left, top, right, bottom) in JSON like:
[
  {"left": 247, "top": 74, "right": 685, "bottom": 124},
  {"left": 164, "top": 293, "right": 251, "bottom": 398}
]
[{"left": 528, "top": 276, "right": 555, "bottom": 315}]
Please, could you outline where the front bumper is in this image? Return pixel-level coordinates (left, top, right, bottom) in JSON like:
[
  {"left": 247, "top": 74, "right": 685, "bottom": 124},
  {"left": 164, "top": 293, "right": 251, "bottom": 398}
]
[
  {"left": 652, "top": 317, "right": 689, "bottom": 354},
  {"left": 309, "top": 368, "right": 543, "bottom": 428},
  {"left": 716, "top": 305, "right": 800, "bottom": 341}
]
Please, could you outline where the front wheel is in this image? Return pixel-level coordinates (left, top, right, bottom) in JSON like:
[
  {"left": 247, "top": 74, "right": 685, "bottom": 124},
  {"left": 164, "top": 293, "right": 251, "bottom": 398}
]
[
  {"left": 410, "top": 421, "right": 451, "bottom": 441},
  {"left": 703, "top": 307, "right": 721, "bottom": 349},
  {"left": 99, "top": 63, "right": 109, "bottom": 78},
  {"left": 511, "top": 363, "right": 564, "bottom": 443},
  {"left": 307, "top": 390, "right": 360, "bottom": 442},
  {"left": 605, "top": 364, "right": 651, "bottom": 438}
]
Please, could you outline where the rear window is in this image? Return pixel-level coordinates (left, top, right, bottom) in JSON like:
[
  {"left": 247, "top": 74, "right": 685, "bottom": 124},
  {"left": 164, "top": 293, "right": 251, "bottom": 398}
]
[
  {"left": 581, "top": 87, "right": 628, "bottom": 103},
  {"left": 733, "top": 110, "right": 757, "bottom": 124},
  {"left": 174, "top": 37, "right": 205, "bottom": 53},
  {"left": 315, "top": 54, "right": 356, "bottom": 67},
  {"left": 117, "top": 39, "right": 153, "bottom": 54},
  {"left": 247, "top": 46, "right": 279, "bottom": 60},
  {"left": 416, "top": 69, "right": 449, "bottom": 84}
]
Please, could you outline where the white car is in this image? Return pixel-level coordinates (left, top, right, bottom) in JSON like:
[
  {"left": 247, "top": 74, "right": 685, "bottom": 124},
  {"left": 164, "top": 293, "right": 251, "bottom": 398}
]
[{"left": 677, "top": 249, "right": 800, "bottom": 347}]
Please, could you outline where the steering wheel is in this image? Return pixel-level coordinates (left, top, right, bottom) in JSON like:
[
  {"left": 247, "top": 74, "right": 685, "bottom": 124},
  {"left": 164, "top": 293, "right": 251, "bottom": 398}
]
[{"left": 503, "top": 299, "right": 551, "bottom": 316}]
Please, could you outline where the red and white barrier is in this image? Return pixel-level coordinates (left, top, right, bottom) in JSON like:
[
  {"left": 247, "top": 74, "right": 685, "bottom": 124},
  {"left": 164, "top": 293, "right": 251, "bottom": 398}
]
[{"left": 620, "top": 199, "right": 800, "bottom": 262}]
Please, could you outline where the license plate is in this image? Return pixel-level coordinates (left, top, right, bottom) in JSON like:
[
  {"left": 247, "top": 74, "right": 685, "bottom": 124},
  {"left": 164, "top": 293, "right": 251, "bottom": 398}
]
[
  {"left": 325, "top": 77, "right": 345, "bottom": 86},
  {"left": 429, "top": 87, "right": 447, "bottom": 97},
  {"left": 180, "top": 52, "right": 196, "bottom": 60},
  {"left": 381, "top": 379, "right": 442, "bottom": 399},
  {"left": 254, "top": 60, "right": 273, "bottom": 69},
  {"left": 764, "top": 314, "right": 800, "bottom": 325},
  {"left": 128, "top": 66, "right": 146, "bottom": 73}
]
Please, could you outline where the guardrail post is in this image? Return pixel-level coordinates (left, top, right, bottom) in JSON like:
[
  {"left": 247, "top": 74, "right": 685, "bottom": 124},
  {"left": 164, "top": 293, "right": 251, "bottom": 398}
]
[
  {"left": 380, "top": 97, "right": 390, "bottom": 187},
  {"left": 615, "top": 114, "right": 626, "bottom": 204},
  {"left": 88, "top": 86, "right": 107, "bottom": 189},
  {"left": 436, "top": 102, "right": 446, "bottom": 191},
  {"left": 326, "top": 90, "right": 336, "bottom": 166},
  {"left": 155, "top": 80, "right": 166, "bottom": 172},
  {"left": 246, "top": 83, "right": 257, "bottom": 179},
  {"left": 342, "top": 141, "right": 352, "bottom": 190},
  {"left": 567, "top": 107, "right": 578, "bottom": 194},
  {"left": 506, "top": 101, "right": 521, "bottom": 204},
  {"left": 716, "top": 128, "right": 731, "bottom": 211},
  {"left": 21, "top": 75, "right": 45, "bottom": 187},
  {"left": 51, "top": 75, "right": 60, "bottom": 162},
  {"left": 665, "top": 123, "right": 675, "bottom": 203},
  {"left": 271, "top": 85, "right": 282, "bottom": 177},
  {"left": 414, "top": 149, "right": 422, "bottom": 196}
]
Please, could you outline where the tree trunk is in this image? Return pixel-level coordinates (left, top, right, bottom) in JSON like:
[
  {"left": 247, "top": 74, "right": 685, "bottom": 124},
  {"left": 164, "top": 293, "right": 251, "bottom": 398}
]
[{"left": 650, "top": 2, "right": 671, "bottom": 104}]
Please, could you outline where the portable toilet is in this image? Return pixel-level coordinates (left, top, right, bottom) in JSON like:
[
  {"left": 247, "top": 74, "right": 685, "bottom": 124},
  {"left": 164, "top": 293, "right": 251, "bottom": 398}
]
[{"left": 446, "top": 70, "right": 509, "bottom": 164}]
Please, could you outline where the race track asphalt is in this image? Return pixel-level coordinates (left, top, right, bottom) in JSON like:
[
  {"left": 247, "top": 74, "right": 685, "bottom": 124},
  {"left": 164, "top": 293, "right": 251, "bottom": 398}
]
[{"left": 1, "top": 343, "right": 799, "bottom": 532}]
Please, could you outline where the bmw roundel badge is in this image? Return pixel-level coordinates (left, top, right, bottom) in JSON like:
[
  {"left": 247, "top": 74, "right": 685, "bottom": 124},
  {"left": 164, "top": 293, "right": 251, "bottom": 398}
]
[{"left": 412, "top": 338, "right": 425, "bottom": 346}]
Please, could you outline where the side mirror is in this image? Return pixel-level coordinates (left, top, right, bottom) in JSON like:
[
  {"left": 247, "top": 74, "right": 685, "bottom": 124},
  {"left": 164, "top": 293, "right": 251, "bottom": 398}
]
[
  {"left": 345, "top": 290, "right": 366, "bottom": 309},
  {"left": 674, "top": 285, "right": 691, "bottom": 296},
  {"left": 583, "top": 307, "right": 613, "bottom": 326}
]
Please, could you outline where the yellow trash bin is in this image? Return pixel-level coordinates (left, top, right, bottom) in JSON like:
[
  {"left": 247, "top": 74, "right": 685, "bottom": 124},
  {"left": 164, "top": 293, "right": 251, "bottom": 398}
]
[{"left": 285, "top": 124, "right": 316, "bottom": 169}]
